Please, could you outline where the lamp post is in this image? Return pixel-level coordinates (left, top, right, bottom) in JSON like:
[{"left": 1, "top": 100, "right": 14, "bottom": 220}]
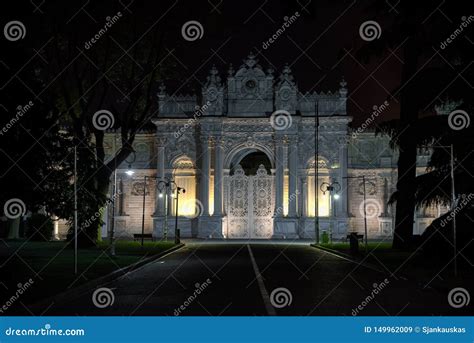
[
  {"left": 320, "top": 180, "right": 341, "bottom": 244},
  {"left": 156, "top": 178, "right": 185, "bottom": 244},
  {"left": 174, "top": 186, "right": 186, "bottom": 245},
  {"left": 110, "top": 148, "right": 135, "bottom": 256},
  {"left": 343, "top": 175, "right": 368, "bottom": 252}
]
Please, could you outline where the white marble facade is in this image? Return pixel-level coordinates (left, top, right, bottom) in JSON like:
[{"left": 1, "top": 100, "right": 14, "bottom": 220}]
[{"left": 104, "top": 54, "right": 441, "bottom": 241}]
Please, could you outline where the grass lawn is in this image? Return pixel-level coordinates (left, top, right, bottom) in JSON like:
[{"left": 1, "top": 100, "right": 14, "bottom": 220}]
[
  {"left": 0, "top": 239, "right": 177, "bottom": 310},
  {"left": 315, "top": 240, "right": 473, "bottom": 289}
]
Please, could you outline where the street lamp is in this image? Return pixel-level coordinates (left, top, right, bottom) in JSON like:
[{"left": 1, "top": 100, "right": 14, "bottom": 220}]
[
  {"left": 155, "top": 178, "right": 185, "bottom": 244},
  {"left": 110, "top": 148, "right": 136, "bottom": 256},
  {"left": 141, "top": 175, "right": 159, "bottom": 246},
  {"left": 320, "top": 180, "right": 341, "bottom": 244}
]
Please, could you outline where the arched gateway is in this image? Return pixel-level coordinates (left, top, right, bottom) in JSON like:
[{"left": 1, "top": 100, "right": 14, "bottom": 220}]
[{"left": 151, "top": 53, "right": 352, "bottom": 240}]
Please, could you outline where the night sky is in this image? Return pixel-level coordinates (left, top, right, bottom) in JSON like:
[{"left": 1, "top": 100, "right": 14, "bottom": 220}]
[{"left": 3, "top": 0, "right": 468, "bottom": 126}]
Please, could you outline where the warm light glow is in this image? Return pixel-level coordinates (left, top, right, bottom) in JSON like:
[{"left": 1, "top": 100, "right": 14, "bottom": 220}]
[
  {"left": 307, "top": 175, "right": 330, "bottom": 217},
  {"left": 173, "top": 159, "right": 197, "bottom": 217},
  {"left": 209, "top": 174, "right": 214, "bottom": 216},
  {"left": 283, "top": 173, "right": 289, "bottom": 216}
]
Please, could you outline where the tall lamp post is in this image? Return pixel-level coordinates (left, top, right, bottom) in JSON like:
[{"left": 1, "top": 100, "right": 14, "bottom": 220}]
[
  {"left": 320, "top": 180, "right": 341, "bottom": 244},
  {"left": 110, "top": 148, "right": 136, "bottom": 256},
  {"left": 155, "top": 177, "right": 185, "bottom": 245}
]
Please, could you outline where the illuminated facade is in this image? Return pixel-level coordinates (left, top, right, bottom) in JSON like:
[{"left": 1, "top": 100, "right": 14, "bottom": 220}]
[{"left": 96, "top": 54, "right": 442, "bottom": 241}]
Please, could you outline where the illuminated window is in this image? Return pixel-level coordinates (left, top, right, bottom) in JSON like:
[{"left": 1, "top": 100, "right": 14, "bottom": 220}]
[
  {"left": 172, "top": 157, "right": 196, "bottom": 217},
  {"left": 307, "top": 159, "right": 330, "bottom": 217}
]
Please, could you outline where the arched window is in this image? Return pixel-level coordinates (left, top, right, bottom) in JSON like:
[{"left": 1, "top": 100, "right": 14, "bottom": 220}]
[
  {"left": 172, "top": 157, "right": 196, "bottom": 217},
  {"left": 307, "top": 158, "right": 330, "bottom": 217}
]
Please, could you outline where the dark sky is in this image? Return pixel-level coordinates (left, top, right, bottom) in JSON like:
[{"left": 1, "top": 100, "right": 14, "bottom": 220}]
[
  {"left": 159, "top": 0, "right": 403, "bottom": 126},
  {"left": 6, "top": 0, "right": 466, "bottom": 127}
]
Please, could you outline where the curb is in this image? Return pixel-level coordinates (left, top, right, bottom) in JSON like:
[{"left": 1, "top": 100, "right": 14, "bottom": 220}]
[
  {"left": 31, "top": 243, "right": 185, "bottom": 312},
  {"left": 310, "top": 244, "right": 384, "bottom": 273}
]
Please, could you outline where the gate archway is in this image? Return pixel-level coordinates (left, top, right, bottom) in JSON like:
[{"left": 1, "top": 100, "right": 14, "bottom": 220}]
[{"left": 225, "top": 150, "right": 274, "bottom": 239}]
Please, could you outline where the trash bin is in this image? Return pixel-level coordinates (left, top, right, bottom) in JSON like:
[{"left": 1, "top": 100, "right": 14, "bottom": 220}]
[
  {"left": 349, "top": 232, "right": 359, "bottom": 254},
  {"left": 321, "top": 230, "right": 329, "bottom": 244}
]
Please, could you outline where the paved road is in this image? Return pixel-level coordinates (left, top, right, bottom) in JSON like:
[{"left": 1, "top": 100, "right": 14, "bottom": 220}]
[{"left": 41, "top": 243, "right": 460, "bottom": 316}]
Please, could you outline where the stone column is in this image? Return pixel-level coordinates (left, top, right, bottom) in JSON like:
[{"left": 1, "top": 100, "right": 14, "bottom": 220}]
[
  {"left": 274, "top": 137, "right": 285, "bottom": 216},
  {"left": 301, "top": 176, "right": 308, "bottom": 217},
  {"left": 200, "top": 136, "right": 211, "bottom": 216},
  {"left": 156, "top": 137, "right": 166, "bottom": 215},
  {"left": 288, "top": 136, "right": 298, "bottom": 217},
  {"left": 213, "top": 137, "right": 224, "bottom": 216},
  {"left": 338, "top": 141, "right": 348, "bottom": 216}
]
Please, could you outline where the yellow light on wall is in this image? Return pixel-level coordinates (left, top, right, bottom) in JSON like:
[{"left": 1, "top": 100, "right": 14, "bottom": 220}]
[
  {"left": 209, "top": 175, "right": 214, "bottom": 216},
  {"left": 283, "top": 174, "right": 289, "bottom": 216},
  {"left": 307, "top": 175, "right": 330, "bottom": 217}
]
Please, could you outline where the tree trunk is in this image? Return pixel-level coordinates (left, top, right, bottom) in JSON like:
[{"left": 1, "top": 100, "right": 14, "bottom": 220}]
[{"left": 392, "top": 15, "right": 419, "bottom": 250}]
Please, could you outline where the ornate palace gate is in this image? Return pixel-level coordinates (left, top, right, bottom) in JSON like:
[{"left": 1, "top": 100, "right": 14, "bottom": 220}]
[{"left": 225, "top": 164, "right": 274, "bottom": 239}]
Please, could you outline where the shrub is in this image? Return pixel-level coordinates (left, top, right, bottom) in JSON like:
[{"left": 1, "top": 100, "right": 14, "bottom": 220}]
[{"left": 27, "top": 213, "right": 54, "bottom": 241}]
